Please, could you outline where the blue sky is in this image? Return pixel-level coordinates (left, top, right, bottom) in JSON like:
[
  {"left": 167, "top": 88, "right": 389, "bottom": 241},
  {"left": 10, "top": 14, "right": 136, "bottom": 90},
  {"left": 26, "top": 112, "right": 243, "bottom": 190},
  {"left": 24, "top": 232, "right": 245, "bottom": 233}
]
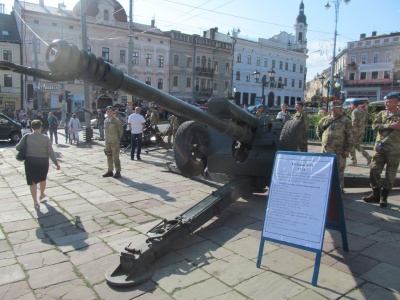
[{"left": 12, "top": 0, "right": 400, "bottom": 82}]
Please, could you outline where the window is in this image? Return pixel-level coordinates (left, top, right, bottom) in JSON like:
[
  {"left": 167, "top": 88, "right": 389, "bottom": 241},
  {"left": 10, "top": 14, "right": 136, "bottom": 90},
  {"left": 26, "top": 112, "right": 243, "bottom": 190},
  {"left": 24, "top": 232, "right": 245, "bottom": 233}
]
[
  {"left": 86, "top": 45, "right": 91, "bottom": 53},
  {"left": 146, "top": 54, "right": 151, "bottom": 66},
  {"left": 187, "top": 57, "right": 192, "bottom": 68},
  {"left": 145, "top": 77, "right": 151, "bottom": 85},
  {"left": 3, "top": 50, "right": 12, "bottom": 62},
  {"left": 300, "top": 65, "right": 303, "bottom": 73},
  {"left": 385, "top": 52, "right": 392, "bottom": 62},
  {"left": 362, "top": 54, "right": 367, "bottom": 64},
  {"left": 360, "top": 72, "right": 366, "bottom": 80},
  {"left": 279, "top": 61, "right": 283, "bottom": 70},
  {"left": 298, "top": 79, "right": 302, "bottom": 89},
  {"left": 384, "top": 71, "right": 391, "bottom": 79},
  {"left": 225, "top": 63, "right": 230, "bottom": 73},
  {"left": 214, "top": 61, "right": 218, "bottom": 71},
  {"left": 213, "top": 81, "right": 218, "bottom": 91},
  {"left": 173, "top": 76, "right": 178, "bottom": 86},
  {"left": 158, "top": 78, "right": 163, "bottom": 89},
  {"left": 246, "top": 72, "right": 250, "bottom": 82},
  {"left": 236, "top": 71, "right": 241, "bottom": 81},
  {"left": 208, "top": 58, "right": 211, "bottom": 69},
  {"left": 237, "top": 53, "right": 241, "bottom": 63},
  {"left": 256, "top": 57, "right": 260, "bottom": 66},
  {"left": 158, "top": 55, "right": 164, "bottom": 68},
  {"left": 133, "top": 52, "right": 139, "bottom": 65},
  {"left": 201, "top": 56, "right": 206, "bottom": 68},
  {"left": 371, "top": 71, "right": 378, "bottom": 79},
  {"left": 186, "top": 77, "right": 191, "bottom": 88},
  {"left": 104, "top": 10, "right": 109, "bottom": 21},
  {"left": 284, "top": 78, "right": 287, "bottom": 86},
  {"left": 69, "top": 25, "right": 74, "bottom": 29},
  {"left": 120, "top": 50, "right": 126, "bottom": 63},
  {"left": 272, "top": 60, "right": 276, "bottom": 68},
  {"left": 373, "top": 53, "right": 379, "bottom": 63},
  {"left": 293, "top": 64, "right": 296, "bottom": 72},
  {"left": 349, "top": 73, "right": 355, "bottom": 80},
  {"left": 264, "top": 58, "right": 268, "bottom": 67},
  {"left": 285, "top": 62, "right": 288, "bottom": 71},
  {"left": 148, "top": 38, "right": 151, "bottom": 42},
  {"left": 173, "top": 55, "right": 179, "bottom": 66},
  {"left": 291, "top": 79, "right": 295, "bottom": 87},
  {"left": 225, "top": 81, "right": 229, "bottom": 91},
  {"left": 197, "top": 56, "right": 200, "bottom": 65},
  {"left": 247, "top": 55, "right": 251, "bottom": 64},
  {"left": 102, "top": 47, "right": 109, "bottom": 62},
  {"left": 350, "top": 56, "right": 356, "bottom": 63},
  {"left": 4, "top": 74, "right": 12, "bottom": 87}
]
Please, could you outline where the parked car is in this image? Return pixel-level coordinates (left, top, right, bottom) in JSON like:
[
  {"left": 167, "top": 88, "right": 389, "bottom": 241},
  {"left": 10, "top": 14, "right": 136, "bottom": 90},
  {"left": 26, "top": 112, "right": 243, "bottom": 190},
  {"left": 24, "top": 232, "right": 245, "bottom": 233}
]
[
  {"left": 343, "top": 98, "right": 369, "bottom": 110},
  {"left": 0, "top": 113, "right": 22, "bottom": 143},
  {"left": 369, "top": 100, "right": 386, "bottom": 113}
]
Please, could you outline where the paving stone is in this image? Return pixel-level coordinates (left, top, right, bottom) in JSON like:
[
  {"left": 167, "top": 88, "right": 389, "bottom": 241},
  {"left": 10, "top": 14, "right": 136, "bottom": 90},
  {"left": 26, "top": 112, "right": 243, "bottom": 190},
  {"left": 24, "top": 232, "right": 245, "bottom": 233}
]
[
  {"left": 0, "top": 240, "right": 11, "bottom": 252},
  {"left": 235, "top": 270, "right": 305, "bottom": 299},
  {"left": 202, "top": 254, "right": 264, "bottom": 287},
  {"left": 345, "top": 220, "right": 381, "bottom": 237},
  {"left": 293, "top": 264, "right": 364, "bottom": 299},
  {"left": 1, "top": 219, "right": 38, "bottom": 233},
  {"left": 152, "top": 260, "right": 211, "bottom": 294},
  {"left": 7, "top": 228, "right": 46, "bottom": 244},
  {"left": 0, "top": 257, "right": 17, "bottom": 268},
  {"left": 223, "top": 235, "right": 278, "bottom": 260},
  {"left": 78, "top": 254, "right": 120, "bottom": 285},
  {"left": 361, "top": 262, "right": 400, "bottom": 292},
  {"left": 133, "top": 287, "right": 173, "bottom": 300},
  {"left": 68, "top": 242, "right": 114, "bottom": 266},
  {"left": 343, "top": 282, "right": 400, "bottom": 300},
  {"left": 361, "top": 242, "right": 400, "bottom": 267},
  {"left": 173, "top": 277, "right": 232, "bottom": 300},
  {"left": 27, "top": 261, "right": 78, "bottom": 289},
  {"left": 197, "top": 225, "right": 248, "bottom": 246},
  {"left": 57, "top": 236, "right": 102, "bottom": 253},
  {"left": 259, "top": 248, "right": 315, "bottom": 276},
  {"left": 93, "top": 280, "right": 156, "bottom": 300},
  {"left": 12, "top": 239, "right": 54, "bottom": 256},
  {"left": 17, "top": 249, "right": 68, "bottom": 270},
  {"left": 290, "top": 288, "right": 328, "bottom": 300},
  {"left": 75, "top": 219, "right": 103, "bottom": 233},
  {"left": 0, "top": 264, "right": 26, "bottom": 285},
  {"left": 207, "top": 290, "right": 247, "bottom": 300},
  {"left": 0, "top": 280, "right": 35, "bottom": 300},
  {"left": 35, "top": 278, "right": 97, "bottom": 300}
]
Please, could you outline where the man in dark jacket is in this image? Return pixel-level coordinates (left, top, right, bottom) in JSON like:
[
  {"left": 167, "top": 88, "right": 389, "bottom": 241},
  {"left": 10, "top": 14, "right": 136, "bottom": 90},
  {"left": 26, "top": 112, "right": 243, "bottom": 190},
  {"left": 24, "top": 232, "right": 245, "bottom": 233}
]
[{"left": 36, "top": 111, "right": 49, "bottom": 135}]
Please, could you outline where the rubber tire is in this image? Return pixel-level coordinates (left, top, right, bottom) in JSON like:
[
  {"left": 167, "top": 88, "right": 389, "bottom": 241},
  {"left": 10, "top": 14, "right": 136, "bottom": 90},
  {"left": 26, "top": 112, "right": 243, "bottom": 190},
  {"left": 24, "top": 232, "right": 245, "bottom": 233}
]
[
  {"left": 10, "top": 131, "right": 22, "bottom": 143},
  {"left": 174, "top": 121, "right": 207, "bottom": 177},
  {"left": 279, "top": 120, "right": 308, "bottom": 152}
]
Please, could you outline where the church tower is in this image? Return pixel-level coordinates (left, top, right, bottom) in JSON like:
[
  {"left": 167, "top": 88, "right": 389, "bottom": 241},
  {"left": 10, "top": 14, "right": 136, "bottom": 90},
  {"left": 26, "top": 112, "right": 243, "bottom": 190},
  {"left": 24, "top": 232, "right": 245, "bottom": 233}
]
[{"left": 295, "top": 0, "right": 308, "bottom": 53}]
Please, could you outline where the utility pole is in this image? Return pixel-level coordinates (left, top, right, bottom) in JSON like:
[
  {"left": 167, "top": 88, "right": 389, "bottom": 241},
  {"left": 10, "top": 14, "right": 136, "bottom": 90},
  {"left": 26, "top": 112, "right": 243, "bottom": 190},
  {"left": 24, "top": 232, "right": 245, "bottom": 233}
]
[
  {"left": 80, "top": 0, "right": 90, "bottom": 127},
  {"left": 58, "top": 2, "right": 66, "bottom": 125},
  {"left": 127, "top": 0, "right": 134, "bottom": 106},
  {"left": 32, "top": 35, "right": 41, "bottom": 111}
]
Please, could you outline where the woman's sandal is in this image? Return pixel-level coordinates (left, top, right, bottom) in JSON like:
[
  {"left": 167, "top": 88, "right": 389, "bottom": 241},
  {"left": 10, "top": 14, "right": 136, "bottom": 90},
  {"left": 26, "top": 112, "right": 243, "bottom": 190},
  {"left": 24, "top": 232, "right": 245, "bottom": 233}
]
[
  {"left": 39, "top": 194, "right": 46, "bottom": 201},
  {"left": 34, "top": 202, "right": 40, "bottom": 210}
]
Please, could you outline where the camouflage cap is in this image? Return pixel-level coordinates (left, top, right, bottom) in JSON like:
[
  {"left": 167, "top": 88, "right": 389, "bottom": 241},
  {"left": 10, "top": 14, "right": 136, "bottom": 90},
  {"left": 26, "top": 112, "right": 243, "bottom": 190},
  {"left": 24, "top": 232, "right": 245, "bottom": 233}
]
[{"left": 329, "top": 100, "right": 343, "bottom": 108}]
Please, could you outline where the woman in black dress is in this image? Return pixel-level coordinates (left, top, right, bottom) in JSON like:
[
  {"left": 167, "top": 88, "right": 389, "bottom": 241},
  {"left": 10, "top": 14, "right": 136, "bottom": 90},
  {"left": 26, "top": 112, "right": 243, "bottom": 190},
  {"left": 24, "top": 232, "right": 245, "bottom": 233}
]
[{"left": 16, "top": 120, "right": 61, "bottom": 209}]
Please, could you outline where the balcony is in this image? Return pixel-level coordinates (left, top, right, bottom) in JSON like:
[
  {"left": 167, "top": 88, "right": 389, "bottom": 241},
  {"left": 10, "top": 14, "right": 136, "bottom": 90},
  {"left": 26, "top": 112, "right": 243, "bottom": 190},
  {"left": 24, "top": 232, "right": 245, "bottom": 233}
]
[
  {"left": 347, "top": 62, "right": 357, "bottom": 69},
  {"left": 195, "top": 67, "right": 214, "bottom": 77},
  {"left": 195, "top": 87, "right": 213, "bottom": 97},
  {"left": 347, "top": 78, "right": 392, "bottom": 85}
]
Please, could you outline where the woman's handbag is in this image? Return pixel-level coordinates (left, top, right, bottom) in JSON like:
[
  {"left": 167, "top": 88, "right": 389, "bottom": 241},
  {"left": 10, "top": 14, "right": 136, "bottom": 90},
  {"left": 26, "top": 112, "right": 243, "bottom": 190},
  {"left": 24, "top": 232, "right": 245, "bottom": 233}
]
[{"left": 16, "top": 135, "right": 28, "bottom": 162}]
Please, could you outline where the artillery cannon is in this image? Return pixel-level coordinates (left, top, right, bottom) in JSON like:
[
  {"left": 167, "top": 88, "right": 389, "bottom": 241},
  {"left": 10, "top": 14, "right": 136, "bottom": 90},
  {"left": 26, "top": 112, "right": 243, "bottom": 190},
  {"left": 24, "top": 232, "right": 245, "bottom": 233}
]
[{"left": 0, "top": 40, "right": 307, "bottom": 286}]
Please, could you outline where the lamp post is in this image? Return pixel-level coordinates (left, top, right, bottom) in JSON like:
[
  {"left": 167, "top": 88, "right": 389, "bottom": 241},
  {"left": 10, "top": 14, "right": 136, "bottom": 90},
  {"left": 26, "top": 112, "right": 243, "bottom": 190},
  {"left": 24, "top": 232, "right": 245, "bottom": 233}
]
[
  {"left": 325, "top": 0, "right": 350, "bottom": 98},
  {"left": 253, "top": 68, "right": 275, "bottom": 106}
]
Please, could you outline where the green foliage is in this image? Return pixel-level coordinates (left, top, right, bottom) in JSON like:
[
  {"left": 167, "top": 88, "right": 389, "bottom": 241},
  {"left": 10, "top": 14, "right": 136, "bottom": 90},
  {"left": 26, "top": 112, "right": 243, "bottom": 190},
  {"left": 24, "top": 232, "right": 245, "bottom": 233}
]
[{"left": 308, "top": 113, "right": 323, "bottom": 129}]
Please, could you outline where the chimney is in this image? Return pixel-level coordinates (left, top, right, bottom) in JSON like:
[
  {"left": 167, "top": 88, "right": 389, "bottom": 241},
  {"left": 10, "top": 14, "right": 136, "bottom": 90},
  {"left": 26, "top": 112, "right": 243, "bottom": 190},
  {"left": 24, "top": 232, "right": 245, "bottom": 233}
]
[
  {"left": 372, "top": 31, "right": 377, "bottom": 37},
  {"left": 151, "top": 19, "right": 155, "bottom": 28},
  {"left": 360, "top": 33, "right": 366, "bottom": 40},
  {"left": 39, "top": 0, "right": 45, "bottom": 6},
  {"left": 203, "top": 31, "right": 207, "bottom": 38}
]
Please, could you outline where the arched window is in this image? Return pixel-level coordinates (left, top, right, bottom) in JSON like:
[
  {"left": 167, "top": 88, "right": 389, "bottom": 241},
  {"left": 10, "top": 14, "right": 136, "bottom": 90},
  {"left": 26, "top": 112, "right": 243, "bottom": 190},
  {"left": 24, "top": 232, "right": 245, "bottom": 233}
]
[
  {"left": 207, "top": 58, "right": 211, "bottom": 69},
  {"left": 197, "top": 56, "right": 200, "bottom": 66},
  {"left": 201, "top": 56, "right": 206, "bottom": 68},
  {"left": 104, "top": 10, "right": 109, "bottom": 21}
]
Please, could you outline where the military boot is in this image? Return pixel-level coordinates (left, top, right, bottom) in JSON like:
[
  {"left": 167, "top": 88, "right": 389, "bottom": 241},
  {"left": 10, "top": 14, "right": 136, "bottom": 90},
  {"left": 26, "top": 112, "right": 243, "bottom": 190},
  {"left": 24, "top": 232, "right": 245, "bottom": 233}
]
[
  {"left": 380, "top": 188, "right": 389, "bottom": 208},
  {"left": 362, "top": 188, "right": 380, "bottom": 203}
]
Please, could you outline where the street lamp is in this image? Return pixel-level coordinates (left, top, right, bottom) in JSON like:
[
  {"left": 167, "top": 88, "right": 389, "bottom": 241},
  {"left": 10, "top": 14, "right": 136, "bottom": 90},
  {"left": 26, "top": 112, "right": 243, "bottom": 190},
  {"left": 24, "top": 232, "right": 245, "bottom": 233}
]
[
  {"left": 253, "top": 68, "right": 276, "bottom": 105},
  {"left": 325, "top": 0, "right": 350, "bottom": 98}
]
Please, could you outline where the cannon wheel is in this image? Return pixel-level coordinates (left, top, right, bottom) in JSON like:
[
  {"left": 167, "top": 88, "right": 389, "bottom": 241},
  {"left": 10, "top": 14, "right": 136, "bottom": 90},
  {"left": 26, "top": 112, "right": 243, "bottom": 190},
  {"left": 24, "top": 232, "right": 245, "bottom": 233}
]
[
  {"left": 174, "top": 121, "right": 207, "bottom": 177},
  {"left": 279, "top": 120, "right": 308, "bottom": 152}
]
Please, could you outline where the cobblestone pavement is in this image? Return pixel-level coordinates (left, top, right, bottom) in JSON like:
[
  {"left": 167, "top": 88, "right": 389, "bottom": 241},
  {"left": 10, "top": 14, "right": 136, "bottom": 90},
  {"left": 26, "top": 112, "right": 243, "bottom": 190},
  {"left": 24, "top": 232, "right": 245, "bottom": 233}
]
[{"left": 0, "top": 131, "right": 399, "bottom": 299}]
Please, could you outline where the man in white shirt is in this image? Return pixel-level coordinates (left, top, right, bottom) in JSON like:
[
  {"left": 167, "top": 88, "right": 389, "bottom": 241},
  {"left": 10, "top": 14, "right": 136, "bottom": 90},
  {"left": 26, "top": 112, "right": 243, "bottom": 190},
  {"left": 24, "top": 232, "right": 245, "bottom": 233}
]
[{"left": 127, "top": 107, "right": 146, "bottom": 160}]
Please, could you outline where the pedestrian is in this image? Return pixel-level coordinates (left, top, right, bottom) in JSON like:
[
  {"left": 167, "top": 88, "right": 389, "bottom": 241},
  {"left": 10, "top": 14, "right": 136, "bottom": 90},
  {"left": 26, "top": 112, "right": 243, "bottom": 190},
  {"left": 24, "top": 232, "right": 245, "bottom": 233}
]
[
  {"left": 64, "top": 113, "right": 71, "bottom": 143},
  {"left": 47, "top": 111, "right": 59, "bottom": 144},
  {"left": 18, "top": 110, "right": 25, "bottom": 123},
  {"left": 103, "top": 106, "right": 123, "bottom": 178},
  {"left": 276, "top": 103, "right": 292, "bottom": 122},
  {"left": 15, "top": 120, "right": 60, "bottom": 210},
  {"left": 167, "top": 114, "right": 179, "bottom": 148},
  {"left": 114, "top": 109, "right": 125, "bottom": 124},
  {"left": 349, "top": 99, "right": 372, "bottom": 166},
  {"left": 35, "top": 111, "right": 48, "bottom": 135},
  {"left": 318, "top": 107, "right": 326, "bottom": 117},
  {"left": 317, "top": 100, "right": 353, "bottom": 191},
  {"left": 255, "top": 104, "right": 264, "bottom": 116},
  {"left": 127, "top": 106, "right": 146, "bottom": 160},
  {"left": 149, "top": 107, "right": 160, "bottom": 128},
  {"left": 68, "top": 113, "right": 81, "bottom": 145},
  {"left": 293, "top": 101, "right": 309, "bottom": 129},
  {"left": 12, "top": 110, "right": 19, "bottom": 122},
  {"left": 363, "top": 92, "right": 400, "bottom": 207},
  {"left": 96, "top": 109, "right": 105, "bottom": 140},
  {"left": 20, "top": 114, "right": 32, "bottom": 136}
]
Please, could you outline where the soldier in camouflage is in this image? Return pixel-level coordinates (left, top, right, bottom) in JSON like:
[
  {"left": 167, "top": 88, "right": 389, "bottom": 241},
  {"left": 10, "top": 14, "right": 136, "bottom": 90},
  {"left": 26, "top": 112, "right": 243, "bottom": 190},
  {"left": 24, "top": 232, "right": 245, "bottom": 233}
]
[
  {"left": 363, "top": 92, "right": 400, "bottom": 207},
  {"left": 349, "top": 100, "right": 372, "bottom": 166},
  {"left": 102, "top": 106, "right": 124, "bottom": 179},
  {"left": 317, "top": 100, "right": 353, "bottom": 190},
  {"left": 293, "top": 101, "right": 309, "bottom": 129}
]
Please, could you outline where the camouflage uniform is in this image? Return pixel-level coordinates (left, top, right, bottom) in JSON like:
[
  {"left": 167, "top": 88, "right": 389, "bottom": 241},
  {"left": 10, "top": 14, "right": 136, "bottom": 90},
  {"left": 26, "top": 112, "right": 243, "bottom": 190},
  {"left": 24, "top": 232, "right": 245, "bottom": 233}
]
[
  {"left": 350, "top": 107, "right": 371, "bottom": 164},
  {"left": 104, "top": 116, "right": 123, "bottom": 173},
  {"left": 370, "top": 110, "right": 400, "bottom": 191},
  {"left": 293, "top": 110, "right": 309, "bottom": 129},
  {"left": 317, "top": 114, "right": 353, "bottom": 188}
]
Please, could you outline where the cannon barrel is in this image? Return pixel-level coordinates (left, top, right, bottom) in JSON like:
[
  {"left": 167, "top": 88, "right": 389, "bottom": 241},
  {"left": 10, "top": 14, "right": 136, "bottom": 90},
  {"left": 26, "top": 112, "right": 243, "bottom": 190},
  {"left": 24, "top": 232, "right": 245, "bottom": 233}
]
[{"left": 44, "top": 40, "right": 256, "bottom": 143}]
